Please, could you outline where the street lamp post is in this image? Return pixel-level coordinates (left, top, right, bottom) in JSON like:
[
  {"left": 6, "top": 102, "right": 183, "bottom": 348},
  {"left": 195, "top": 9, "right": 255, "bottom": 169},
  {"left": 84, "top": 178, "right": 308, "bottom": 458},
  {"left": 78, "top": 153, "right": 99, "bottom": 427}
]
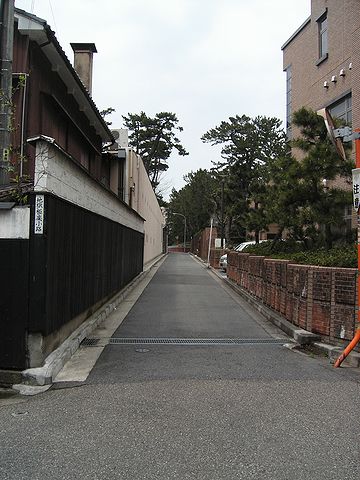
[
  {"left": 220, "top": 178, "right": 225, "bottom": 248},
  {"left": 217, "top": 173, "right": 227, "bottom": 249},
  {"left": 173, "top": 212, "right": 186, "bottom": 252}
]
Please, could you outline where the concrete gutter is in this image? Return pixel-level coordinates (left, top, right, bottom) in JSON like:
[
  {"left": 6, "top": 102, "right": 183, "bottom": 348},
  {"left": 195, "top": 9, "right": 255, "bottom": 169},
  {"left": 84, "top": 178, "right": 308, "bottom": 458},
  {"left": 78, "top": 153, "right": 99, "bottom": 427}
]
[
  {"left": 14, "top": 254, "right": 167, "bottom": 387},
  {"left": 224, "top": 277, "right": 321, "bottom": 346},
  {"left": 196, "top": 255, "right": 360, "bottom": 368}
]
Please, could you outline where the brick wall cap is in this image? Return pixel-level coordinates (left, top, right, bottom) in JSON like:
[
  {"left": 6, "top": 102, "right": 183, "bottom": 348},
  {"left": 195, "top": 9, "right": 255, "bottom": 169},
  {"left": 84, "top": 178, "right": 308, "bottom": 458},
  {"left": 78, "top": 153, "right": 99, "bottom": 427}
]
[
  {"left": 287, "top": 263, "right": 311, "bottom": 270},
  {"left": 308, "top": 265, "right": 357, "bottom": 273},
  {"left": 264, "top": 258, "right": 290, "bottom": 264}
]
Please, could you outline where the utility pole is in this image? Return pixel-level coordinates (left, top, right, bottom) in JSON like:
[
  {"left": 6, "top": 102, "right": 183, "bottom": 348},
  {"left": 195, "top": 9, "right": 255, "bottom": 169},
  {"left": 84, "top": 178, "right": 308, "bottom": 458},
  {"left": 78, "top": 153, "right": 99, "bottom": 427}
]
[{"left": 0, "top": 0, "right": 14, "bottom": 186}]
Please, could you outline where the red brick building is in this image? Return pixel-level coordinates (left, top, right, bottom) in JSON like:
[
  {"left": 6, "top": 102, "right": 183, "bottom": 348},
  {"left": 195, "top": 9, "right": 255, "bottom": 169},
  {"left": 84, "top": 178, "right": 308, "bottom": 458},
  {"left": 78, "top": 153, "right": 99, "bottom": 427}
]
[
  {"left": 282, "top": 0, "right": 360, "bottom": 139},
  {"left": 282, "top": 0, "right": 360, "bottom": 235}
]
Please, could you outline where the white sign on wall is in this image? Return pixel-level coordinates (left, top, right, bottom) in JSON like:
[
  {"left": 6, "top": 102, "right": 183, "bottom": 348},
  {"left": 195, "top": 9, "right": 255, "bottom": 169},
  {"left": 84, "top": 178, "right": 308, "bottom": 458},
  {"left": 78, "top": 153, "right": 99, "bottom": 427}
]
[
  {"left": 34, "top": 195, "right": 45, "bottom": 234},
  {"left": 215, "top": 238, "right": 222, "bottom": 248}
]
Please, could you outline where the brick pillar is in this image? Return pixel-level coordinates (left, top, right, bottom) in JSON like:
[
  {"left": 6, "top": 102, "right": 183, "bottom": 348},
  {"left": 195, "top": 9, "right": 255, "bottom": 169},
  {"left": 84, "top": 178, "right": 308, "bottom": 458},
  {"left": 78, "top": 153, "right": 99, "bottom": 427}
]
[
  {"left": 329, "top": 270, "right": 336, "bottom": 342},
  {"left": 306, "top": 268, "right": 314, "bottom": 332}
]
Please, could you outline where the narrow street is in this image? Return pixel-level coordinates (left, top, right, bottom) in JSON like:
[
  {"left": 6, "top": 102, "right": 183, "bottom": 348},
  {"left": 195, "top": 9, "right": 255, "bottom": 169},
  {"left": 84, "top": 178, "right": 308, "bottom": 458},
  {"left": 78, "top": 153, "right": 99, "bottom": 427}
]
[{"left": 1, "top": 254, "right": 359, "bottom": 479}]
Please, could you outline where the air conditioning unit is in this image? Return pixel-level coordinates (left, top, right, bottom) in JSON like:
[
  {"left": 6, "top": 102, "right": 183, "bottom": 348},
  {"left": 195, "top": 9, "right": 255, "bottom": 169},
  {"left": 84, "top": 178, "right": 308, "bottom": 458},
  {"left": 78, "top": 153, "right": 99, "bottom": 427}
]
[{"left": 110, "top": 129, "right": 129, "bottom": 149}]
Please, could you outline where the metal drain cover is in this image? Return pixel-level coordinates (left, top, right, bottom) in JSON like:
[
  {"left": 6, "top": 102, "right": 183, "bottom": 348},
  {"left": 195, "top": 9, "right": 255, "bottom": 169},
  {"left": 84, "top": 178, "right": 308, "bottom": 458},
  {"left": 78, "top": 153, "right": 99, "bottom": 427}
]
[
  {"left": 109, "top": 338, "right": 288, "bottom": 346},
  {"left": 81, "top": 338, "right": 100, "bottom": 347}
]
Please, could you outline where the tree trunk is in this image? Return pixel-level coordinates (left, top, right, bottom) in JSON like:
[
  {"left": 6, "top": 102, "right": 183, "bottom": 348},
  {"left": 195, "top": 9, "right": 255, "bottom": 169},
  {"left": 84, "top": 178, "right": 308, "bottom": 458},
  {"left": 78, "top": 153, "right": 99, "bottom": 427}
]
[{"left": 325, "top": 223, "right": 333, "bottom": 249}]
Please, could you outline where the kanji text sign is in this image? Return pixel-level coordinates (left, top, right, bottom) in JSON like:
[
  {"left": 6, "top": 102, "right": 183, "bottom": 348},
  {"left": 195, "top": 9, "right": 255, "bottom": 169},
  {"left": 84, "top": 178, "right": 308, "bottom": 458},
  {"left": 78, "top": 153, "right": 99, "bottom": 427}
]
[
  {"left": 34, "top": 195, "right": 45, "bottom": 234},
  {"left": 352, "top": 169, "right": 360, "bottom": 211}
]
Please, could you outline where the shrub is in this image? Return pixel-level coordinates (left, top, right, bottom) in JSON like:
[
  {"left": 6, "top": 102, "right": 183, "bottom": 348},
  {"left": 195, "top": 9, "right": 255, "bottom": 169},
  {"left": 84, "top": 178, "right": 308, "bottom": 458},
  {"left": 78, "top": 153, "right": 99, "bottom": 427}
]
[{"left": 243, "top": 241, "right": 356, "bottom": 268}]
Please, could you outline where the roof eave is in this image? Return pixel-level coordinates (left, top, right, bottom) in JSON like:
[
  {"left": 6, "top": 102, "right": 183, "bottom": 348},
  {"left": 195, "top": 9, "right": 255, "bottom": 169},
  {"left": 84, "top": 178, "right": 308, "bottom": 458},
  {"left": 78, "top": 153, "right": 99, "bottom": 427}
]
[{"left": 14, "top": 8, "right": 114, "bottom": 143}]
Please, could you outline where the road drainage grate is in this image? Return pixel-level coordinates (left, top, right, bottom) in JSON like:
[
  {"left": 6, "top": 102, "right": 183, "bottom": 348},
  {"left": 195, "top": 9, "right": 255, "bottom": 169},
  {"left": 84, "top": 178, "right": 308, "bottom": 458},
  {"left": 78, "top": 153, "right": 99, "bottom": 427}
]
[
  {"left": 81, "top": 338, "right": 100, "bottom": 347},
  {"left": 108, "top": 338, "right": 288, "bottom": 346}
]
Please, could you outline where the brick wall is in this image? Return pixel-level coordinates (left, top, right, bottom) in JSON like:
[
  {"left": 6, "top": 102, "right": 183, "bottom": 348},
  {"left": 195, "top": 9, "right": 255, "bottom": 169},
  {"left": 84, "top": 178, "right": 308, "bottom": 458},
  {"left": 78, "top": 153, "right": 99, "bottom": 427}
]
[
  {"left": 208, "top": 248, "right": 226, "bottom": 268},
  {"left": 191, "top": 227, "right": 218, "bottom": 261},
  {"left": 227, "top": 253, "right": 358, "bottom": 351}
]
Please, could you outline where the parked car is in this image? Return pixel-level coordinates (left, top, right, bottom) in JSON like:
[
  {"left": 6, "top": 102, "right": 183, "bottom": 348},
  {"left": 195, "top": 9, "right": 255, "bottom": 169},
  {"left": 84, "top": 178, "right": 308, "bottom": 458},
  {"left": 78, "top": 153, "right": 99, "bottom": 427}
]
[{"left": 219, "top": 241, "right": 266, "bottom": 272}]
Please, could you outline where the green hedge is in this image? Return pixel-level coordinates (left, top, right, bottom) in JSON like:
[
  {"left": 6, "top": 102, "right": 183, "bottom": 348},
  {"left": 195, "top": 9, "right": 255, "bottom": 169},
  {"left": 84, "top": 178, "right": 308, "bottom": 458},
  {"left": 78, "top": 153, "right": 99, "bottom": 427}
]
[{"left": 243, "top": 241, "right": 357, "bottom": 268}]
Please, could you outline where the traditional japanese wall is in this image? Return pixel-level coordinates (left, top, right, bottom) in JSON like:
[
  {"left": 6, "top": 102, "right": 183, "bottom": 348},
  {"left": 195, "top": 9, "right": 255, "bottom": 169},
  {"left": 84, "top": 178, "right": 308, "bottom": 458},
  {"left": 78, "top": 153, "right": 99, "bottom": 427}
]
[
  {"left": 0, "top": 207, "right": 31, "bottom": 370},
  {"left": 27, "top": 193, "right": 144, "bottom": 366},
  {"left": 33, "top": 140, "right": 144, "bottom": 233},
  {"left": 125, "top": 149, "right": 165, "bottom": 264},
  {"left": 0, "top": 239, "right": 29, "bottom": 370},
  {"left": 0, "top": 140, "right": 146, "bottom": 371},
  {"left": 227, "top": 252, "right": 358, "bottom": 351}
]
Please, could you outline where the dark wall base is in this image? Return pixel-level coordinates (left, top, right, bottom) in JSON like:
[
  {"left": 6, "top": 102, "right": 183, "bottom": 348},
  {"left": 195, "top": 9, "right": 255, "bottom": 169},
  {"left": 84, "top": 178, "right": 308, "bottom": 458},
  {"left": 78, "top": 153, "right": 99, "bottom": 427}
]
[{"left": 0, "top": 239, "right": 29, "bottom": 370}]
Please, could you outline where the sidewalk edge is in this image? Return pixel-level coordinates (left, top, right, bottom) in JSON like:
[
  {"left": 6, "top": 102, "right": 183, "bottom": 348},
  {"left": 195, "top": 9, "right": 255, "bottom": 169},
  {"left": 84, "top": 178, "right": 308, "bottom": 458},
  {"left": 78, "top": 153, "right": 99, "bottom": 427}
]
[{"left": 19, "top": 254, "right": 167, "bottom": 386}]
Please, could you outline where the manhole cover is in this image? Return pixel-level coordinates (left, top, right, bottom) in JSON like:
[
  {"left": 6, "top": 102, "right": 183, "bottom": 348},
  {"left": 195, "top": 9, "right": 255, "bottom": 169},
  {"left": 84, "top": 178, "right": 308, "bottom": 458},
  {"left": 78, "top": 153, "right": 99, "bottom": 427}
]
[{"left": 11, "top": 411, "right": 28, "bottom": 417}]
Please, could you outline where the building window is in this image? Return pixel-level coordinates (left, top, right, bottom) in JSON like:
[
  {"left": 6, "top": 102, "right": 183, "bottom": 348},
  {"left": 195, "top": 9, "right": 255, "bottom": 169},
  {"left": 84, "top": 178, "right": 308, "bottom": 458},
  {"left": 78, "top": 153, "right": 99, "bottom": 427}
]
[
  {"left": 286, "top": 66, "right": 292, "bottom": 138},
  {"left": 318, "top": 13, "right": 328, "bottom": 60},
  {"left": 329, "top": 94, "right": 352, "bottom": 125}
]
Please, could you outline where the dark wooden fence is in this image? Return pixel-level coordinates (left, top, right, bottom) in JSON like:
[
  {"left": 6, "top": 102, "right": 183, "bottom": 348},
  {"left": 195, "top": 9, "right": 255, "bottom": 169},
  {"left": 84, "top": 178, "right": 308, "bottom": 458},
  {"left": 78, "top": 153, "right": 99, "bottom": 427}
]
[
  {"left": 0, "top": 193, "right": 144, "bottom": 370},
  {"left": 0, "top": 239, "right": 29, "bottom": 370},
  {"left": 29, "top": 194, "right": 144, "bottom": 337}
]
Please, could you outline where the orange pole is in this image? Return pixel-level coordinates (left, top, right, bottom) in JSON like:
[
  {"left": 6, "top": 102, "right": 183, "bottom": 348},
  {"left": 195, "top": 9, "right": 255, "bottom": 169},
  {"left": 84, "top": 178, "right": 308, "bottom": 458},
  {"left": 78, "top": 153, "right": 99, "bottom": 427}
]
[{"left": 334, "top": 128, "right": 360, "bottom": 367}]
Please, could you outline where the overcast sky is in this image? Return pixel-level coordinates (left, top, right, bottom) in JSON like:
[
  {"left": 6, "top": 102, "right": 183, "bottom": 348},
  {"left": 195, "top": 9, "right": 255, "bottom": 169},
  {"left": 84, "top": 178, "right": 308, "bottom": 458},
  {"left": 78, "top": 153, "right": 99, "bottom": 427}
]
[{"left": 15, "top": 0, "right": 310, "bottom": 197}]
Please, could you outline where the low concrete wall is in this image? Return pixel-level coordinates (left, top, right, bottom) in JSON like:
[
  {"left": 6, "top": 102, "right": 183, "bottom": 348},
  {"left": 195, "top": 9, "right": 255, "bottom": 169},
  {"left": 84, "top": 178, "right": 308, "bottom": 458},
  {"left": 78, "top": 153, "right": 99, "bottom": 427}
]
[
  {"left": 0, "top": 206, "right": 30, "bottom": 239},
  {"left": 227, "top": 252, "right": 358, "bottom": 351}
]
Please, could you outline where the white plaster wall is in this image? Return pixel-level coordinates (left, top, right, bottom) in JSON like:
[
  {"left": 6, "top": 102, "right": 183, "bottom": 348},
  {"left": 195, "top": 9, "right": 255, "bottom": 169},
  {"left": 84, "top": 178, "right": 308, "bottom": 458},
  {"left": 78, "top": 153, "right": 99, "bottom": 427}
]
[
  {"left": 0, "top": 206, "right": 30, "bottom": 239},
  {"left": 33, "top": 141, "right": 144, "bottom": 233},
  {"left": 127, "top": 149, "right": 165, "bottom": 263}
]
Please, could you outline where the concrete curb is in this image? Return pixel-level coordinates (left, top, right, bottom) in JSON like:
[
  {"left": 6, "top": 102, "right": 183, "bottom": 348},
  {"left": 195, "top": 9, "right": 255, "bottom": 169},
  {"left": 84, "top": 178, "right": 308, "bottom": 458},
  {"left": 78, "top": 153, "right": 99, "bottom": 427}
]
[
  {"left": 19, "top": 254, "right": 167, "bottom": 386},
  {"left": 223, "top": 277, "right": 321, "bottom": 346},
  {"left": 313, "top": 342, "right": 360, "bottom": 368}
]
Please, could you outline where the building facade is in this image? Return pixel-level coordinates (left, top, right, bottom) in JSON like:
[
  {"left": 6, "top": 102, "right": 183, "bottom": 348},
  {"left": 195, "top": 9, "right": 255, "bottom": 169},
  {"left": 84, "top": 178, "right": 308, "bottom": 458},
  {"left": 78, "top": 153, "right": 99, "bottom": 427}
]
[
  {"left": 281, "top": 0, "right": 360, "bottom": 236},
  {"left": 108, "top": 131, "right": 166, "bottom": 266},
  {"left": 282, "top": 0, "right": 360, "bottom": 139}
]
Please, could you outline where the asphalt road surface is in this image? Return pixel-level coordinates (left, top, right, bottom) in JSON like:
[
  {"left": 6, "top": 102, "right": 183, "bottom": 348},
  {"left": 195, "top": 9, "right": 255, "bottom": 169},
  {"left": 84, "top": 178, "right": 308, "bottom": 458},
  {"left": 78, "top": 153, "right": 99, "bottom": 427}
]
[{"left": 1, "top": 254, "right": 359, "bottom": 479}]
